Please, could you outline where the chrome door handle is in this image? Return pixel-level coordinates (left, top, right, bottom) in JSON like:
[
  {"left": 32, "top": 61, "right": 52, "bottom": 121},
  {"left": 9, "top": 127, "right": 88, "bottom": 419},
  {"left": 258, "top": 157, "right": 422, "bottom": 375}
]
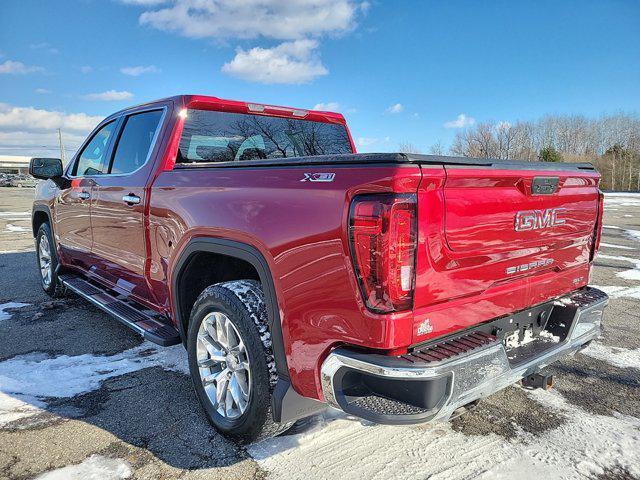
[
  {"left": 78, "top": 191, "right": 90, "bottom": 200},
  {"left": 123, "top": 194, "right": 141, "bottom": 205}
]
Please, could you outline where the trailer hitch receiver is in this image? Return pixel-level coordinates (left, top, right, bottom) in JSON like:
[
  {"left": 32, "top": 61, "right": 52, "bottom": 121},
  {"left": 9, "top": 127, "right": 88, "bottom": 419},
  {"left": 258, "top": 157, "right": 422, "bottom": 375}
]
[{"left": 521, "top": 373, "right": 554, "bottom": 390}]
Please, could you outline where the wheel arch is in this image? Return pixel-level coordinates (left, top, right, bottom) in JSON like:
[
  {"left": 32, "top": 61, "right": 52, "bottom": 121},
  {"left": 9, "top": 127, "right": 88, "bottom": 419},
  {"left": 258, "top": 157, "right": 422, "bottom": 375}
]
[
  {"left": 32, "top": 205, "right": 52, "bottom": 238},
  {"left": 171, "top": 238, "right": 287, "bottom": 377}
]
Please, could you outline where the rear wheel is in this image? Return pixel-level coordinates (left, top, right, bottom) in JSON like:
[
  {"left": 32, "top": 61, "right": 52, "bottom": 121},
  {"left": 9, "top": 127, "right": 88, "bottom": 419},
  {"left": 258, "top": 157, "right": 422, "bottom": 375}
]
[
  {"left": 187, "top": 280, "right": 292, "bottom": 443},
  {"left": 36, "top": 223, "right": 65, "bottom": 298}
]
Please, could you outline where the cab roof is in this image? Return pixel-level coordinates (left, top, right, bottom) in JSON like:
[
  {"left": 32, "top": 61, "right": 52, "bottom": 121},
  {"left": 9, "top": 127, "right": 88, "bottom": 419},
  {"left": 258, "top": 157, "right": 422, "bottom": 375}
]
[{"left": 110, "top": 94, "right": 347, "bottom": 125}]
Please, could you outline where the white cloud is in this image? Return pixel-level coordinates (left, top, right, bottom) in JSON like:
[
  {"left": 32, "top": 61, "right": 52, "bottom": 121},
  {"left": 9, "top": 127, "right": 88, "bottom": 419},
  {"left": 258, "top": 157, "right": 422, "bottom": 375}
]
[
  {"left": 356, "top": 137, "right": 377, "bottom": 147},
  {"left": 222, "top": 39, "right": 327, "bottom": 84},
  {"left": 444, "top": 113, "right": 475, "bottom": 129},
  {"left": 0, "top": 104, "right": 104, "bottom": 157},
  {"left": 79, "top": 65, "right": 93, "bottom": 74},
  {"left": 35, "top": 88, "right": 51, "bottom": 94},
  {"left": 29, "top": 42, "right": 59, "bottom": 54},
  {"left": 120, "top": 65, "right": 160, "bottom": 76},
  {"left": 0, "top": 104, "right": 103, "bottom": 133},
  {"left": 387, "top": 103, "right": 403, "bottom": 114},
  {"left": 138, "top": 0, "right": 362, "bottom": 41},
  {"left": 313, "top": 102, "right": 341, "bottom": 111},
  {"left": 82, "top": 90, "right": 134, "bottom": 101},
  {"left": 0, "top": 60, "right": 44, "bottom": 75}
]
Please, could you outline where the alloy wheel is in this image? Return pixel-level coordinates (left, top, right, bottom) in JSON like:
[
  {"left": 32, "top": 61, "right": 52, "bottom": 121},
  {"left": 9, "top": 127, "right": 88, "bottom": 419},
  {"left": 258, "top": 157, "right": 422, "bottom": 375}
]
[
  {"left": 38, "top": 234, "right": 52, "bottom": 287},
  {"left": 196, "top": 311, "right": 251, "bottom": 419}
]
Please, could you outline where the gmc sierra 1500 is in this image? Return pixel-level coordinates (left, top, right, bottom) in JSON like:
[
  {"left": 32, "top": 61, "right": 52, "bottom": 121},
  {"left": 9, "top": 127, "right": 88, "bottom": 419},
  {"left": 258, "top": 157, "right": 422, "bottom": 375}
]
[{"left": 29, "top": 95, "right": 607, "bottom": 443}]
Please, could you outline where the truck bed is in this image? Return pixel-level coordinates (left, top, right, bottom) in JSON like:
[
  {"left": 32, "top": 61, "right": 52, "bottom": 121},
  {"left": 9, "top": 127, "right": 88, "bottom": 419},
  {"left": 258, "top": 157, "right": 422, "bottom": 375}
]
[{"left": 173, "top": 152, "right": 596, "bottom": 171}]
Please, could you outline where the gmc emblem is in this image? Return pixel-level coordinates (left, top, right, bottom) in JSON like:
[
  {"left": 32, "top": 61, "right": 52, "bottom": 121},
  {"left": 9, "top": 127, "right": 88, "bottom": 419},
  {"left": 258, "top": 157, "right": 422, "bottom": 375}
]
[{"left": 514, "top": 208, "right": 566, "bottom": 231}]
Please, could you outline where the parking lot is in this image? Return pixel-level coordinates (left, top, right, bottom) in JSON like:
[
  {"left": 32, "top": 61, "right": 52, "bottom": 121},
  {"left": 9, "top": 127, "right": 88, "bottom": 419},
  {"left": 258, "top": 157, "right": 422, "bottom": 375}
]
[{"left": 0, "top": 188, "right": 638, "bottom": 480}]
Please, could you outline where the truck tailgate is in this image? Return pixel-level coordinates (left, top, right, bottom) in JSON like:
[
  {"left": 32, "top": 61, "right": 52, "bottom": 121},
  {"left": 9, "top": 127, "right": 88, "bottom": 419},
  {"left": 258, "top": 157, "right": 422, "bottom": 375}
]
[{"left": 412, "top": 165, "right": 601, "bottom": 343}]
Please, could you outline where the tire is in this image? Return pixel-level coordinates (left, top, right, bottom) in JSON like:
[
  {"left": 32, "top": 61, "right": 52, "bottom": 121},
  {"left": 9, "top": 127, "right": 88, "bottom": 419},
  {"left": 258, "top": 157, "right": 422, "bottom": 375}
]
[
  {"left": 36, "top": 223, "right": 66, "bottom": 298},
  {"left": 187, "top": 280, "right": 292, "bottom": 444}
]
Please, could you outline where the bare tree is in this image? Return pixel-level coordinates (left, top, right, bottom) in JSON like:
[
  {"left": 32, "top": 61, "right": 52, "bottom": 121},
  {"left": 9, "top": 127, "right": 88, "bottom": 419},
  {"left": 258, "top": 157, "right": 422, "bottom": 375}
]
[
  {"left": 428, "top": 141, "right": 444, "bottom": 155},
  {"left": 398, "top": 142, "right": 422, "bottom": 154},
  {"left": 447, "top": 112, "right": 640, "bottom": 191}
]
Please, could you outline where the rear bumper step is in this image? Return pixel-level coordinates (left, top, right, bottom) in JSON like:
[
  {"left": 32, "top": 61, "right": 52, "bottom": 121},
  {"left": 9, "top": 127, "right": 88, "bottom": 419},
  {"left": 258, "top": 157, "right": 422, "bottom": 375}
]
[
  {"left": 60, "top": 274, "right": 181, "bottom": 346},
  {"left": 320, "top": 287, "right": 608, "bottom": 425}
]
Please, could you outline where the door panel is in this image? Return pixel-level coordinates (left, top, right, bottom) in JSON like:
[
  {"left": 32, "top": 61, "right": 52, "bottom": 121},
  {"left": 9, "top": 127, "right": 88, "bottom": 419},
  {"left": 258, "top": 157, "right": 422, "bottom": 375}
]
[
  {"left": 54, "top": 121, "right": 117, "bottom": 269},
  {"left": 54, "top": 178, "right": 94, "bottom": 269},
  {"left": 90, "top": 108, "right": 165, "bottom": 307},
  {"left": 91, "top": 182, "right": 148, "bottom": 298}
]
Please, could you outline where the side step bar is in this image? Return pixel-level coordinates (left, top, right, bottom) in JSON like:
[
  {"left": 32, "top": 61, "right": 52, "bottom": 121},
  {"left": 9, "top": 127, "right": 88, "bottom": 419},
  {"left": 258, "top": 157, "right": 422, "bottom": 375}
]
[{"left": 60, "top": 274, "right": 181, "bottom": 346}]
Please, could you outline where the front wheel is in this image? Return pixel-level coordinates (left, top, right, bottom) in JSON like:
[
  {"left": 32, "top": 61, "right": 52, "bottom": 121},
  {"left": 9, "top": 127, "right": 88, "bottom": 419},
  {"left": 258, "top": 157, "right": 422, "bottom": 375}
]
[
  {"left": 187, "top": 280, "right": 291, "bottom": 443},
  {"left": 36, "top": 223, "right": 65, "bottom": 298}
]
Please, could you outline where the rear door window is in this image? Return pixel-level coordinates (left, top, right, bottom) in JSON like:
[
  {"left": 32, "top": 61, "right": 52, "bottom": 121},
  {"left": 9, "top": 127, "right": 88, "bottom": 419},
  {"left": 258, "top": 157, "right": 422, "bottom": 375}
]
[
  {"left": 109, "top": 110, "right": 163, "bottom": 175},
  {"left": 177, "top": 109, "right": 352, "bottom": 163}
]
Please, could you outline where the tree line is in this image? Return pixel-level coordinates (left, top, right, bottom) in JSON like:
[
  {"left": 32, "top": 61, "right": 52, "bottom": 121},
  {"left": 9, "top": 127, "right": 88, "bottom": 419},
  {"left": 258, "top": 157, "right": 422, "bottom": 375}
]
[{"left": 403, "top": 113, "right": 640, "bottom": 191}]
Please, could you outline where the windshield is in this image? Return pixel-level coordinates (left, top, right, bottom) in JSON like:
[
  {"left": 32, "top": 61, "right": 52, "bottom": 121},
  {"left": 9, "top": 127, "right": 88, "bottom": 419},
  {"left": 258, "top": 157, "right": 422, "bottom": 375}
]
[{"left": 177, "top": 109, "right": 353, "bottom": 163}]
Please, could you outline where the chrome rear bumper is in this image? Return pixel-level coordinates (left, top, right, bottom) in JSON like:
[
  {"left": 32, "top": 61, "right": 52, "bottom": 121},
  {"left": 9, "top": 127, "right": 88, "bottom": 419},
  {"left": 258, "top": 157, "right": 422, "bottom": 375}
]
[{"left": 320, "top": 287, "right": 608, "bottom": 424}]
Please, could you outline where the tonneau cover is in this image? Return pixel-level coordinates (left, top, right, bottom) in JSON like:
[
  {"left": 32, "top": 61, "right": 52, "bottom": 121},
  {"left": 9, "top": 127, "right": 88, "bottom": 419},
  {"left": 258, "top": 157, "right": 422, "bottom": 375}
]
[{"left": 174, "top": 152, "right": 596, "bottom": 171}]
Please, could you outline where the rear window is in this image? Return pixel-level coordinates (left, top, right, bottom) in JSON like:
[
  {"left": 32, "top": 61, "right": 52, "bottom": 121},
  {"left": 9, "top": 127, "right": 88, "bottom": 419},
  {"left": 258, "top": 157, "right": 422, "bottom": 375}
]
[{"left": 177, "top": 109, "right": 352, "bottom": 163}]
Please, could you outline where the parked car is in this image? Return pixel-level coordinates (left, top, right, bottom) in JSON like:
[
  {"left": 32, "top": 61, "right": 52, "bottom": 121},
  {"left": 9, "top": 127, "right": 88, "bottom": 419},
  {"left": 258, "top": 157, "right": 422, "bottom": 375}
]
[
  {"left": 10, "top": 174, "right": 38, "bottom": 188},
  {"left": 29, "top": 95, "right": 608, "bottom": 443},
  {"left": 0, "top": 173, "right": 11, "bottom": 187}
]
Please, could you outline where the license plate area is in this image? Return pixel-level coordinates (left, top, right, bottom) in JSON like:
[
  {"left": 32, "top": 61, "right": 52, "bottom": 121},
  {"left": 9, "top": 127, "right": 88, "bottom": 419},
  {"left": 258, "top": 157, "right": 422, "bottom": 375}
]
[{"left": 498, "top": 301, "right": 575, "bottom": 366}]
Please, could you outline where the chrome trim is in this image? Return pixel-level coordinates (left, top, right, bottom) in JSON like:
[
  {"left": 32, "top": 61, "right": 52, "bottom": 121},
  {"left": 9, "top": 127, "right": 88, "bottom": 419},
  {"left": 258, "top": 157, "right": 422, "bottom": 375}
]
[{"left": 321, "top": 290, "right": 608, "bottom": 423}]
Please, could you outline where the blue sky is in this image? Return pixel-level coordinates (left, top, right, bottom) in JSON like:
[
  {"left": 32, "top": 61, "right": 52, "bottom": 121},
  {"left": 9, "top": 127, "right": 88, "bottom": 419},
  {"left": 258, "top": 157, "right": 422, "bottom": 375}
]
[{"left": 1, "top": 0, "right": 639, "bottom": 157}]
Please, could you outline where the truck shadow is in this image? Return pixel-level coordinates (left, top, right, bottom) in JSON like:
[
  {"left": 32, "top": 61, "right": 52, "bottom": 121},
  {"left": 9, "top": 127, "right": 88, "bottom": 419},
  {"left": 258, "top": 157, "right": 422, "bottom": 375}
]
[{"left": 0, "top": 251, "right": 264, "bottom": 470}]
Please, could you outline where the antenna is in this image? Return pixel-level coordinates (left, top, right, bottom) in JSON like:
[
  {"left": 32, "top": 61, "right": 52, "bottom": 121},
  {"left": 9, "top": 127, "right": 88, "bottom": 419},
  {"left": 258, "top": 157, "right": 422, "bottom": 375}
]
[{"left": 58, "top": 128, "right": 66, "bottom": 164}]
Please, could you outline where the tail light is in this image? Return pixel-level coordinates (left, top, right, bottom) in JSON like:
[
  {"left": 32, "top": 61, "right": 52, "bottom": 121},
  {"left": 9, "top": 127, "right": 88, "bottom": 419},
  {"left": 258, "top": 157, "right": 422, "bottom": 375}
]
[
  {"left": 349, "top": 194, "right": 417, "bottom": 313},
  {"left": 590, "top": 190, "right": 605, "bottom": 261}
]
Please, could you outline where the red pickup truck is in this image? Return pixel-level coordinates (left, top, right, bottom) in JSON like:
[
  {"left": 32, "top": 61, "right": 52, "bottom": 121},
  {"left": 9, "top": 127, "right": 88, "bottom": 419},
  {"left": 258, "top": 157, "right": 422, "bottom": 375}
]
[{"left": 30, "top": 95, "right": 608, "bottom": 443}]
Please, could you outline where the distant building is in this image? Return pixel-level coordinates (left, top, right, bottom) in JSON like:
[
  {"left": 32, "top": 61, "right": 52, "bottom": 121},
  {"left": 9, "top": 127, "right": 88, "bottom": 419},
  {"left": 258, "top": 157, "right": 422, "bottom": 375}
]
[{"left": 0, "top": 155, "right": 31, "bottom": 174}]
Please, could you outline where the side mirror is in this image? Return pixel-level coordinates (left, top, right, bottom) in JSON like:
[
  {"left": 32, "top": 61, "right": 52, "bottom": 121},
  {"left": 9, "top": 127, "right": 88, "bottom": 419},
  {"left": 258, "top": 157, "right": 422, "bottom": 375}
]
[{"left": 29, "top": 158, "right": 63, "bottom": 180}]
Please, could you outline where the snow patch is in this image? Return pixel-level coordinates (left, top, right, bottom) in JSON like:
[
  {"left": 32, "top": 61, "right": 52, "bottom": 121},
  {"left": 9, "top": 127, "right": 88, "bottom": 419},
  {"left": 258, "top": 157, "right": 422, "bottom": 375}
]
[
  {"left": 0, "top": 211, "right": 30, "bottom": 218},
  {"left": 581, "top": 342, "right": 640, "bottom": 369},
  {"left": 625, "top": 229, "right": 640, "bottom": 242},
  {"left": 602, "top": 225, "right": 621, "bottom": 230},
  {"left": 597, "top": 254, "right": 640, "bottom": 281},
  {"left": 539, "top": 330, "right": 560, "bottom": 342},
  {"left": 249, "top": 389, "right": 640, "bottom": 480},
  {"left": 600, "top": 242, "right": 634, "bottom": 250},
  {"left": 604, "top": 192, "right": 640, "bottom": 207},
  {"left": 34, "top": 455, "right": 132, "bottom": 480},
  {"left": 5, "top": 223, "right": 29, "bottom": 233},
  {"left": 0, "top": 343, "right": 188, "bottom": 427},
  {"left": 591, "top": 284, "right": 640, "bottom": 300},
  {"left": 0, "top": 302, "right": 29, "bottom": 321},
  {"left": 0, "top": 391, "right": 45, "bottom": 427},
  {"left": 504, "top": 327, "right": 535, "bottom": 348},
  {"left": 604, "top": 192, "right": 640, "bottom": 197}
]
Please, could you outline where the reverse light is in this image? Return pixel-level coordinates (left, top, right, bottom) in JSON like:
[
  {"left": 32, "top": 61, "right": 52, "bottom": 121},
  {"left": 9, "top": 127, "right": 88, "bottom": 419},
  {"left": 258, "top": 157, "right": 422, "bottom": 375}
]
[{"left": 349, "top": 194, "right": 417, "bottom": 313}]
